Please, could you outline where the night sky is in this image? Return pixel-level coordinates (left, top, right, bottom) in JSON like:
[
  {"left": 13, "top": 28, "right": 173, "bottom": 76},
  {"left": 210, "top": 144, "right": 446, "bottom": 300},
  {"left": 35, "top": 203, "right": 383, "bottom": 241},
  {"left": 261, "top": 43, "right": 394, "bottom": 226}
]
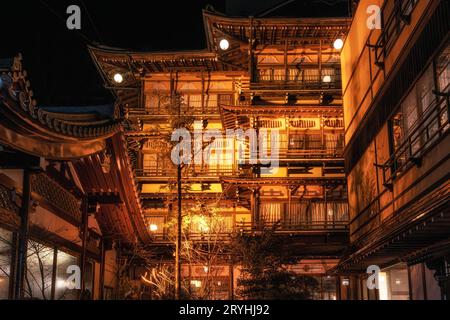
[{"left": 1, "top": 0, "right": 349, "bottom": 106}]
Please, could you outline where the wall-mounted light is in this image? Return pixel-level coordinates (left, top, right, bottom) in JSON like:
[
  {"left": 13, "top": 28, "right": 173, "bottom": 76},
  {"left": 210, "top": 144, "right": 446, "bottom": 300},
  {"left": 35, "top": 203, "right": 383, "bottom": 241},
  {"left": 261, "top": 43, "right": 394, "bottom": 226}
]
[
  {"left": 342, "top": 278, "right": 350, "bottom": 286},
  {"left": 333, "top": 38, "right": 344, "bottom": 50},
  {"left": 191, "top": 280, "right": 202, "bottom": 288},
  {"left": 149, "top": 224, "right": 158, "bottom": 232},
  {"left": 323, "top": 75, "right": 332, "bottom": 83},
  {"left": 100, "top": 151, "right": 111, "bottom": 174},
  {"left": 113, "top": 73, "right": 124, "bottom": 84},
  {"left": 219, "top": 38, "right": 230, "bottom": 51}
]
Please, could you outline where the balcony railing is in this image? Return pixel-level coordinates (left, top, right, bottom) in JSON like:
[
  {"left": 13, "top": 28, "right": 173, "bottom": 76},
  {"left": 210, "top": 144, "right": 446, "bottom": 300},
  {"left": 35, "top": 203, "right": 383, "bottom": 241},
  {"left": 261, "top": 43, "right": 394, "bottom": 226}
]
[
  {"left": 254, "top": 68, "right": 342, "bottom": 90},
  {"left": 374, "top": 0, "right": 419, "bottom": 67},
  {"left": 129, "top": 105, "right": 219, "bottom": 117},
  {"left": 237, "top": 221, "right": 348, "bottom": 232},
  {"left": 149, "top": 219, "right": 349, "bottom": 243},
  {"left": 382, "top": 96, "right": 450, "bottom": 188},
  {"left": 135, "top": 164, "right": 240, "bottom": 179}
]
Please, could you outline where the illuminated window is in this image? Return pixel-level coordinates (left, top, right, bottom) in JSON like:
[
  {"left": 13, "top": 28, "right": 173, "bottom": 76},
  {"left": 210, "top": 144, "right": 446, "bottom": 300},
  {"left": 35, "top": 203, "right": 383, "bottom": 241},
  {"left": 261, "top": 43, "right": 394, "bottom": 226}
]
[
  {"left": 0, "top": 228, "right": 12, "bottom": 299},
  {"left": 378, "top": 272, "right": 389, "bottom": 300},
  {"left": 25, "top": 241, "right": 55, "bottom": 299}
]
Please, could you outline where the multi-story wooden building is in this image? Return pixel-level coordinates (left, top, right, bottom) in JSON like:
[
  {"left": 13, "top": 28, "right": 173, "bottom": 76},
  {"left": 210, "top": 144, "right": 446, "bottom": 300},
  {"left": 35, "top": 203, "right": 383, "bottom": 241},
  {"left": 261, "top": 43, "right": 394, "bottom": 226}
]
[
  {"left": 90, "top": 9, "right": 351, "bottom": 299},
  {"left": 336, "top": 0, "right": 450, "bottom": 300}
]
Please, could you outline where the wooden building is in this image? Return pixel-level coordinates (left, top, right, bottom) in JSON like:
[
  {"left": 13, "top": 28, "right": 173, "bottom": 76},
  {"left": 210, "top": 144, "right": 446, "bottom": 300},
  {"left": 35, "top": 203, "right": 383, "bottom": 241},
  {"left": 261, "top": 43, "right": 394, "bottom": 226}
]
[
  {"left": 0, "top": 55, "right": 150, "bottom": 299},
  {"left": 336, "top": 0, "right": 450, "bottom": 300},
  {"left": 90, "top": 9, "right": 351, "bottom": 299}
]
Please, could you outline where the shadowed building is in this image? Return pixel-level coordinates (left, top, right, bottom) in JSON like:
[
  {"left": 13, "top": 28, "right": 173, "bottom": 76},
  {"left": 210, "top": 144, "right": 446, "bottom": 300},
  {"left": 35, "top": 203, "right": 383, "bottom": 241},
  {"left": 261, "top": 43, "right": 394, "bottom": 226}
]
[
  {"left": 335, "top": 0, "right": 450, "bottom": 300},
  {"left": 0, "top": 55, "right": 149, "bottom": 299}
]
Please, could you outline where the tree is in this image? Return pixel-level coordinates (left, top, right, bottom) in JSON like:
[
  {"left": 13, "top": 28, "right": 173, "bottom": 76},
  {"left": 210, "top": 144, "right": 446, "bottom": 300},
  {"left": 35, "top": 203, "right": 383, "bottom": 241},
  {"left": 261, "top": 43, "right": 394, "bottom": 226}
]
[
  {"left": 141, "top": 203, "right": 230, "bottom": 300},
  {"left": 231, "top": 225, "right": 318, "bottom": 300}
]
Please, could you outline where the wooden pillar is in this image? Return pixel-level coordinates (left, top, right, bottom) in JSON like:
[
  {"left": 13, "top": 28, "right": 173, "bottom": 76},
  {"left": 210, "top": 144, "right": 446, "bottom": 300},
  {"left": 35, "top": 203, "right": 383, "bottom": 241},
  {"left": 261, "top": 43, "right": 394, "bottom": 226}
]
[
  {"left": 50, "top": 246, "right": 58, "bottom": 300},
  {"left": 171, "top": 71, "right": 182, "bottom": 300},
  {"left": 14, "top": 169, "right": 32, "bottom": 299},
  {"left": 229, "top": 263, "right": 234, "bottom": 300},
  {"left": 284, "top": 40, "right": 289, "bottom": 82},
  {"left": 287, "top": 187, "right": 292, "bottom": 229},
  {"left": 407, "top": 265, "right": 413, "bottom": 300},
  {"left": 80, "top": 196, "right": 89, "bottom": 295},
  {"left": 99, "top": 238, "right": 107, "bottom": 300},
  {"left": 249, "top": 17, "right": 255, "bottom": 83},
  {"left": 319, "top": 39, "right": 323, "bottom": 83},
  {"left": 421, "top": 263, "right": 428, "bottom": 300},
  {"left": 336, "top": 276, "right": 341, "bottom": 300},
  {"left": 175, "top": 164, "right": 182, "bottom": 300}
]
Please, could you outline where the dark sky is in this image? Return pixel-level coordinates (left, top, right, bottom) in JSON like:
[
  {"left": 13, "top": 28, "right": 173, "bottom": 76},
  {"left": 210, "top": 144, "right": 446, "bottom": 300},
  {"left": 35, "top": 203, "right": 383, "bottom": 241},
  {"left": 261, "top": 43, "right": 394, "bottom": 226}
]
[{"left": 1, "top": 0, "right": 349, "bottom": 106}]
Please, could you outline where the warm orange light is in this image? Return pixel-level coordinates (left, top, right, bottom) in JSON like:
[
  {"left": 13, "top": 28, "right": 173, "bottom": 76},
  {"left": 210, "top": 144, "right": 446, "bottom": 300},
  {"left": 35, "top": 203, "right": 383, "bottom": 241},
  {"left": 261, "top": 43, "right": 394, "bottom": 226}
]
[
  {"left": 219, "top": 39, "right": 230, "bottom": 51},
  {"left": 113, "top": 73, "right": 123, "bottom": 84},
  {"left": 333, "top": 38, "right": 344, "bottom": 50}
]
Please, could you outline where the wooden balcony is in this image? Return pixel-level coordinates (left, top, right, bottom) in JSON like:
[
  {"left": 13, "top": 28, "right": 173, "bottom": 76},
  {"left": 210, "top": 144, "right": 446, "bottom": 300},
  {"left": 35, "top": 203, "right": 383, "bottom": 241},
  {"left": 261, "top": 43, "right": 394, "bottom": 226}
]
[
  {"left": 382, "top": 96, "right": 449, "bottom": 189},
  {"left": 253, "top": 72, "right": 342, "bottom": 91},
  {"left": 148, "top": 216, "right": 349, "bottom": 244}
]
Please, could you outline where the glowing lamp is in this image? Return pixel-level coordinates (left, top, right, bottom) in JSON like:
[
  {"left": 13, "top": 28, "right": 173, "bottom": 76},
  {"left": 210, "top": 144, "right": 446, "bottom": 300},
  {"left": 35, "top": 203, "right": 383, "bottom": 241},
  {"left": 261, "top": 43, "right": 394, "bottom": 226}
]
[
  {"left": 333, "top": 38, "right": 344, "bottom": 50},
  {"left": 149, "top": 224, "right": 158, "bottom": 232},
  {"left": 219, "top": 39, "right": 230, "bottom": 51},
  {"left": 323, "top": 75, "right": 332, "bottom": 83},
  {"left": 113, "top": 73, "right": 123, "bottom": 84}
]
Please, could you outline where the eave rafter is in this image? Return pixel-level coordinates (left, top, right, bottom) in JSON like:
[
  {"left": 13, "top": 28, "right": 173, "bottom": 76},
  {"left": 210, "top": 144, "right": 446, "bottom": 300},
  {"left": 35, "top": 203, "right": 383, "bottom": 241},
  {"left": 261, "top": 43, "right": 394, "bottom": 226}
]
[
  {"left": 221, "top": 177, "right": 346, "bottom": 187},
  {"left": 221, "top": 104, "right": 344, "bottom": 116},
  {"left": 203, "top": 10, "right": 351, "bottom": 49},
  {"left": 0, "top": 55, "right": 122, "bottom": 159}
]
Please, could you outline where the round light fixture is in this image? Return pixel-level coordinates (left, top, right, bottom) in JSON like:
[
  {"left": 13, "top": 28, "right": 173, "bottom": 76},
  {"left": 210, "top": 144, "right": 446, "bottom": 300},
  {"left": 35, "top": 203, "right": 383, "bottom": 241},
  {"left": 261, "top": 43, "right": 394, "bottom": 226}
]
[
  {"left": 56, "top": 279, "right": 67, "bottom": 289},
  {"left": 219, "top": 39, "right": 230, "bottom": 51},
  {"left": 149, "top": 224, "right": 158, "bottom": 232},
  {"left": 113, "top": 73, "right": 124, "bottom": 84},
  {"left": 323, "top": 75, "right": 332, "bottom": 83},
  {"left": 333, "top": 38, "right": 344, "bottom": 50}
]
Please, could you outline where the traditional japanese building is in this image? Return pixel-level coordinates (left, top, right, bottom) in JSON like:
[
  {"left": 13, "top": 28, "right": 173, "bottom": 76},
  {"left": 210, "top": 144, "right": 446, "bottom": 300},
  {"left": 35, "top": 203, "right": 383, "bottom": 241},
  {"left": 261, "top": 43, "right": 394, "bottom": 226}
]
[
  {"left": 336, "top": 0, "right": 450, "bottom": 300},
  {"left": 0, "top": 55, "right": 150, "bottom": 299},
  {"left": 90, "top": 9, "right": 351, "bottom": 299}
]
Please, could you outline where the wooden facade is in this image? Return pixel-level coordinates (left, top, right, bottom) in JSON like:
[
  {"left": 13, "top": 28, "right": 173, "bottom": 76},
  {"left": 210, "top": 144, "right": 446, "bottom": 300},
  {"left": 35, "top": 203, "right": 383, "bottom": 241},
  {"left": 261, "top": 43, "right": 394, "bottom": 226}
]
[
  {"left": 90, "top": 10, "right": 351, "bottom": 299},
  {"left": 336, "top": 0, "right": 450, "bottom": 300},
  {"left": 0, "top": 55, "right": 149, "bottom": 299}
]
